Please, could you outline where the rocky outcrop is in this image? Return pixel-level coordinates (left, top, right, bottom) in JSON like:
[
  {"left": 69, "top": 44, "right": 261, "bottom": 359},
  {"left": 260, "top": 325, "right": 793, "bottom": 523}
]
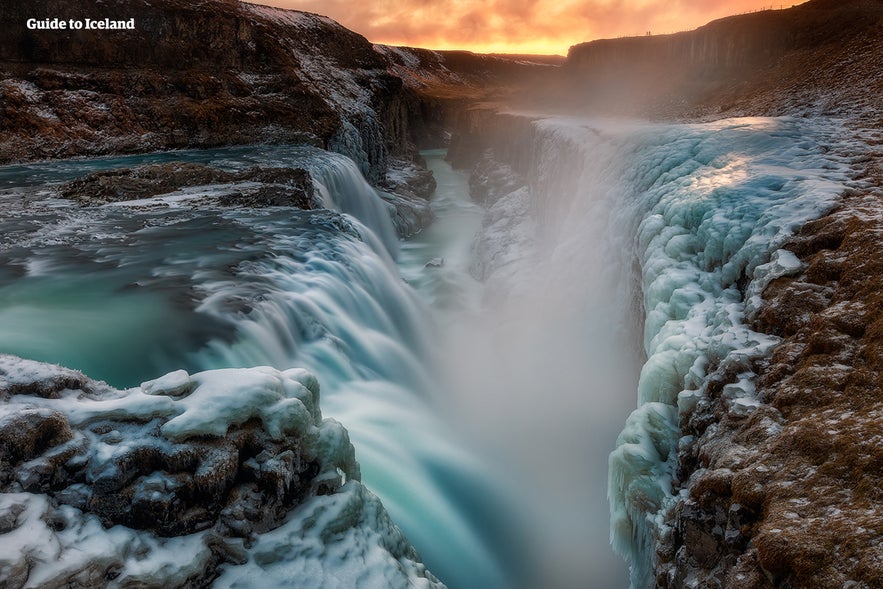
[
  {"left": 0, "top": 0, "right": 419, "bottom": 185},
  {"left": 376, "top": 45, "right": 563, "bottom": 149},
  {"left": 446, "top": 97, "right": 883, "bottom": 588},
  {"left": 447, "top": 108, "right": 539, "bottom": 172},
  {"left": 58, "top": 162, "right": 318, "bottom": 208},
  {"left": 0, "top": 355, "right": 444, "bottom": 588},
  {"left": 659, "top": 149, "right": 883, "bottom": 588}
]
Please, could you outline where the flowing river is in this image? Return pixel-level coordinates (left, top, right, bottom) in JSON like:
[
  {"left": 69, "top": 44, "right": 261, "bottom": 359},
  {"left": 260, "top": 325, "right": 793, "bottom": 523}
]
[{"left": 0, "top": 115, "right": 858, "bottom": 588}]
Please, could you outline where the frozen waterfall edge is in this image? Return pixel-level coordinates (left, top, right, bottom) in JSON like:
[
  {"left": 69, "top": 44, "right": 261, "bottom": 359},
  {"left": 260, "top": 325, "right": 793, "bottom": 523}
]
[{"left": 448, "top": 109, "right": 852, "bottom": 587}]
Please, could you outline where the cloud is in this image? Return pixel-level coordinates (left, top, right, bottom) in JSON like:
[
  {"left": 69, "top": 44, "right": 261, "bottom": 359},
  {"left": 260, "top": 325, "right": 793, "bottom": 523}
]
[{"left": 251, "top": 0, "right": 803, "bottom": 54}]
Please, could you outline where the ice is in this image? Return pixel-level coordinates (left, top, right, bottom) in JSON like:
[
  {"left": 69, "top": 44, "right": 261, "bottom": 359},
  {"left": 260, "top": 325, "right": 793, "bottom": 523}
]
[
  {"left": 214, "top": 481, "right": 442, "bottom": 589},
  {"left": 744, "top": 248, "right": 804, "bottom": 319},
  {"left": 480, "top": 115, "right": 853, "bottom": 586},
  {"left": 141, "top": 369, "right": 191, "bottom": 396},
  {"left": 594, "top": 117, "right": 849, "bottom": 585},
  {"left": 0, "top": 356, "right": 442, "bottom": 588}
]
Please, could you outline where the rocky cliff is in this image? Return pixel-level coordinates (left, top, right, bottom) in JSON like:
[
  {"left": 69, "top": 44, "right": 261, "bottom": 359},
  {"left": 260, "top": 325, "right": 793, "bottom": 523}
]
[
  {"left": 0, "top": 0, "right": 419, "bottom": 184},
  {"left": 564, "top": 0, "right": 883, "bottom": 119},
  {"left": 376, "top": 44, "right": 562, "bottom": 149},
  {"left": 445, "top": 3, "right": 883, "bottom": 585},
  {"left": 0, "top": 355, "right": 445, "bottom": 588}
]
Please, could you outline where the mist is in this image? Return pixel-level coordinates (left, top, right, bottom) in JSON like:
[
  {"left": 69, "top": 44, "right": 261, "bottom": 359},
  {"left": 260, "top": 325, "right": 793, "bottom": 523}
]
[{"left": 418, "top": 133, "right": 647, "bottom": 587}]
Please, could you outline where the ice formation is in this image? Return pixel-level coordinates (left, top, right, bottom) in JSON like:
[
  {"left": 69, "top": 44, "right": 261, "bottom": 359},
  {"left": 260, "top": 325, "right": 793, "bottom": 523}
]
[
  {"left": 462, "top": 114, "right": 853, "bottom": 586},
  {"left": 0, "top": 355, "right": 443, "bottom": 588},
  {"left": 518, "top": 116, "right": 850, "bottom": 586}
]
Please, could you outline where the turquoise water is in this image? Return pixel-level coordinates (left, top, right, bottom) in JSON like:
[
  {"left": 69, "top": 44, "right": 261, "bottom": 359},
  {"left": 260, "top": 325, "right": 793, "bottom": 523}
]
[
  {"left": 2, "top": 120, "right": 841, "bottom": 588},
  {"left": 0, "top": 146, "right": 523, "bottom": 589}
]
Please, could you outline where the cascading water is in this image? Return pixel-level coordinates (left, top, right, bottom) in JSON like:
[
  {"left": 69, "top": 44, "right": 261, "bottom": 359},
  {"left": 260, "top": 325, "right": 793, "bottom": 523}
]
[
  {"left": 0, "top": 115, "right": 857, "bottom": 589},
  {"left": 467, "top": 115, "right": 851, "bottom": 588},
  {"left": 403, "top": 114, "right": 855, "bottom": 589},
  {"left": 0, "top": 146, "right": 522, "bottom": 589}
]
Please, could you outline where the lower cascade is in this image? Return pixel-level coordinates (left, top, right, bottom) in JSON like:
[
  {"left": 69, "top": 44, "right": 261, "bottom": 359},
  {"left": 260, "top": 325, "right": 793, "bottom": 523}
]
[
  {"left": 0, "top": 114, "right": 860, "bottom": 589},
  {"left": 486, "top": 115, "right": 852, "bottom": 587},
  {"left": 431, "top": 114, "right": 856, "bottom": 587}
]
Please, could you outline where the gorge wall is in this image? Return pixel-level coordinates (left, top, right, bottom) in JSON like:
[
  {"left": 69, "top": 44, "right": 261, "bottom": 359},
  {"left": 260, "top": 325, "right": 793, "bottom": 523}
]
[
  {"left": 447, "top": 1, "right": 883, "bottom": 583},
  {"left": 448, "top": 102, "right": 883, "bottom": 589},
  {"left": 0, "top": 0, "right": 423, "bottom": 184},
  {"left": 563, "top": 0, "right": 883, "bottom": 119},
  {"left": 0, "top": 0, "right": 560, "bottom": 188}
]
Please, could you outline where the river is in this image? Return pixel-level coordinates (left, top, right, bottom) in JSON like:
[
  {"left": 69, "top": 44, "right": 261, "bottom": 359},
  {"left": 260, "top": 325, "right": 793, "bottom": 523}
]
[{"left": 0, "top": 115, "right": 856, "bottom": 588}]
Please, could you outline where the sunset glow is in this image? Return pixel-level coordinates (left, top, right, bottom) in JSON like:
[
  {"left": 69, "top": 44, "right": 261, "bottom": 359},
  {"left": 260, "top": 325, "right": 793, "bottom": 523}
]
[{"left": 248, "top": 1, "right": 808, "bottom": 54}]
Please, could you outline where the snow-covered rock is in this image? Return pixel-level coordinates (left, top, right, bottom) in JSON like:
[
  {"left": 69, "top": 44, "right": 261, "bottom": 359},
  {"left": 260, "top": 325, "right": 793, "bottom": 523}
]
[{"left": 0, "top": 354, "right": 443, "bottom": 589}]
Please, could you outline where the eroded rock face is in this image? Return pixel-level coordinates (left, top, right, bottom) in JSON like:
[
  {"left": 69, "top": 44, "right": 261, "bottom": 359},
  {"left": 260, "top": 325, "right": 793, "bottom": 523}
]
[
  {"left": 0, "top": 0, "right": 422, "bottom": 184},
  {"left": 659, "top": 157, "right": 883, "bottom": 587},
  {"left": 0, "top": 357, "right": 345, "bottom": 538},
  {"left": 564, "top": 0, "right": 883, "bottom": 119},
  {"left": 58, "top": 162, "right": 318, "bottom": 208},
  {"left": 0, "top": 355, "right": 443, "bottom": 589}
]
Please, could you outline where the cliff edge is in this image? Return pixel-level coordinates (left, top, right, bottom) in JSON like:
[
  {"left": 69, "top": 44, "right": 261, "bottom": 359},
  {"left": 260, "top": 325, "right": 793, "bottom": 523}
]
[
  {"left": 564, "top": 0, "right": 883, "bottom": 121},
  {"left": 0, "top": 0, "right": 420, "bottom": 184}
]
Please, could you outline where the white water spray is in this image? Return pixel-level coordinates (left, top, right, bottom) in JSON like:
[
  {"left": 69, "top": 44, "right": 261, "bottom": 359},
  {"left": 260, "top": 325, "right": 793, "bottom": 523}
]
[{"left": 427, "top": 115, "right": 853, "bottom": 588}]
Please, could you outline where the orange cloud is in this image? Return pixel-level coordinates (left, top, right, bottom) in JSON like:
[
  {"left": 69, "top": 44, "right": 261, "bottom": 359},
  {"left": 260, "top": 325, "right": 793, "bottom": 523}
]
[{"left": 249, "top": 0, "right": 807, "bottom": 54}]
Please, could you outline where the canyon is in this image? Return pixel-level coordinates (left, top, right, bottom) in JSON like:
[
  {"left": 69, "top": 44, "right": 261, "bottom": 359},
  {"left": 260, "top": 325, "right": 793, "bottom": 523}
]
[{"left": 2, "top": 0, "right": 883, "bottom": 588}]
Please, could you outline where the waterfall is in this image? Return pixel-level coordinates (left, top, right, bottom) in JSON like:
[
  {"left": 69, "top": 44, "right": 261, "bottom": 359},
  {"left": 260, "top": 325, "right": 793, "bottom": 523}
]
[
  {"left": 500, "top": 116, "right": 849, "bottom": 587},
  {"left": 0, "top": 120, "right": 856, "bottom": 589},
  {"left": 0, "top": 146, "right": 519, "bottom": 589},
  {"left": 308, "top": 152, "right": 401, "bottom": 258},
  {"left": 187, "top": 210, "right": 514, "bottom": 589}
]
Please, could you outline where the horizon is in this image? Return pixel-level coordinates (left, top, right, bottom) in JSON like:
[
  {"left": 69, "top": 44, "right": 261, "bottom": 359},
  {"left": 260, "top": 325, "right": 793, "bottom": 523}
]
[{"left": 246, "top": 0, "right": 810, "bottom": 55}]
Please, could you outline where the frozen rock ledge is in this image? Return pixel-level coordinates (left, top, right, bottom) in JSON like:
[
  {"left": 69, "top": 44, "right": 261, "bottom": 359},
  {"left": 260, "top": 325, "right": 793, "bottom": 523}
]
[{"left": 0, "top": 355, "right": 444, "bottom": 589}]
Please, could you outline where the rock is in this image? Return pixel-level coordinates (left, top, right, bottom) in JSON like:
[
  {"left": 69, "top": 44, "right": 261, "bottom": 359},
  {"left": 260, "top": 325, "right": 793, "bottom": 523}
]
[
  {"left": 565, "top": 0, "right": 883, "bottom": 119},
  {"left": 0, "top": 0, "right": 427, "bottom": 184},
  {"left": 58, "top": 162, "right": 319, "bottom": 209},
  {"left": 660, "top": 190, "right": 883, "bottom": 588},
  {"left": 0, "top": 355, "right": 442, "bottom": 588}
]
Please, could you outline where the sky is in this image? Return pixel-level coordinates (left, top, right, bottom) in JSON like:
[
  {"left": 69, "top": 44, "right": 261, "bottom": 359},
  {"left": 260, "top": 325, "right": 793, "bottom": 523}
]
[{"left": 250, "top": 1, "right": 806, "bottom": 55}]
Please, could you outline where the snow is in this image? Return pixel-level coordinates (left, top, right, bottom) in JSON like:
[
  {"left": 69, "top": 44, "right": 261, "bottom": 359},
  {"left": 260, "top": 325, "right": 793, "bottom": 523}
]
[
  {"left": 471, "top": 114, "right": 854, "bottom": 587},
  {"left": 0, "top": 355, "right": 442, "bottom": 588},
  {"left": 243, "top": 3, "right": 379, "bottom": 122},
  {"left": 242, "top": 3, "right": 338, "bottom": 31},
  {"left": 744, "top": 248, "right": 804, "bottom": 319},
  {"left": 141, "top": 369, "right": 191, "bottom": 396},
  {"left": 0, "top": 80, "right": 43, "bottom": 102},
  {"left": 596, "top": 116, "right": 850, "bottom": 584},
  {"left": 375, "top": 44, "right": 422, "bottom": 71},
  {"left": 214, "top": 481, "right": 442, "bottom": 589},
  {"left": 102, "top": 182, "right": 266, "bottom": 209},
  {"left": 160, "top": 367, "right": 316, "bottom": 441}
]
